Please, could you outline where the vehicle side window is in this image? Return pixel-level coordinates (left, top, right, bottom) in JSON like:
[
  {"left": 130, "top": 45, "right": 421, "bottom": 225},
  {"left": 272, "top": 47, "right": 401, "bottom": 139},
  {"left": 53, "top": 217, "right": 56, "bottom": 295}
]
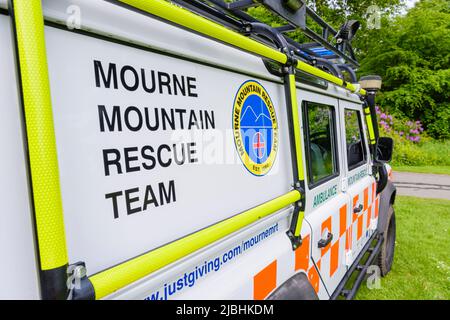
[
  {"left": 344, "top": 109, "right": 367, "bottom": 169},
  {"left": 303, "top": 102, "right": 339, "bottom": 187}
]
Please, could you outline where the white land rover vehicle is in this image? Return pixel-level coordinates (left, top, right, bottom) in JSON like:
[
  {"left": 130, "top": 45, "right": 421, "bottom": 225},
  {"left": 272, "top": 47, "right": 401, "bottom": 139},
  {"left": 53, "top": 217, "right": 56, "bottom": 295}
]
[{"left": 0, "top": 0, "right": 396, "bottom": 300}]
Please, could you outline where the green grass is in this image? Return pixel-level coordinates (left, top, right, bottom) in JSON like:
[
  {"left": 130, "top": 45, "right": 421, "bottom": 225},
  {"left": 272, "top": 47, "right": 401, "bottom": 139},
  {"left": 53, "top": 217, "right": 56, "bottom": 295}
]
[
  {"left": 392, "top": 138, "right": 450, "bottom": 167},
  {"left": 389, "top": 137, "right": 450, "bottom": 175},
  {"left": 356, "top": 196, "right": 450, "bottom": 300},
  {"left": 393, "top": 165, "right": 450, "bottom": 175}
]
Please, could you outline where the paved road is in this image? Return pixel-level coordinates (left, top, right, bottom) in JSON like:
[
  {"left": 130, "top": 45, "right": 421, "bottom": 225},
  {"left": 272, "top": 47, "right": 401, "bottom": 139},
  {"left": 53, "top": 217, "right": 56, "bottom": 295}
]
[{"left": 393, "top": 171, "right": 450, "bottom": 200}]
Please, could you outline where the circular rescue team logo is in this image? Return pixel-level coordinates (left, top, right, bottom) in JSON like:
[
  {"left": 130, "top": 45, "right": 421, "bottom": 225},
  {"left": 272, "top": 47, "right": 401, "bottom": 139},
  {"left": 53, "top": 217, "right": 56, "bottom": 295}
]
[{"left": 232, "top": 80, "right": 278, "bottom": 176}]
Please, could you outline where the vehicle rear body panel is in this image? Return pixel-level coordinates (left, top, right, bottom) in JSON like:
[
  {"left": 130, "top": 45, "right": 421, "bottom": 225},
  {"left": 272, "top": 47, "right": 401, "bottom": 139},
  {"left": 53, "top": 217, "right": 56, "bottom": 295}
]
[
  {"left": 0, "top": 0, "right": 382, "bottom": 300},
  {"left": 0, "top": 14, "right": 40, "bottom": 299}
]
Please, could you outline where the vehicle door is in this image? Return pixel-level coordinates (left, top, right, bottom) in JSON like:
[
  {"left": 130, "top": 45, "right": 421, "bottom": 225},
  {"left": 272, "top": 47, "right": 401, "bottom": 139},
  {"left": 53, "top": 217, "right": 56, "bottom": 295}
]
[
  {"left": 338, "top": 101, "right": 377, "bottom": 266},
  {"left": 301, "top": 91, "right": 350, "bottom": 297}
]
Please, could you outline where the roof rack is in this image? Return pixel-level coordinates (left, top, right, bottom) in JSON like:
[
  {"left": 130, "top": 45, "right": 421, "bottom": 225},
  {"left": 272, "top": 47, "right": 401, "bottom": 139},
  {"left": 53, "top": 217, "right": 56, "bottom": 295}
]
[{"left": 170, "top": 0, "right": 360, "bottom": 73}]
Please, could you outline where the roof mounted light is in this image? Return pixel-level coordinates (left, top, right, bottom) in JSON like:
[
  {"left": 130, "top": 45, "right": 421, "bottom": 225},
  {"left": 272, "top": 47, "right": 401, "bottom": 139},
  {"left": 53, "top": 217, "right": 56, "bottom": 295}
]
[{"left": 359, "top": 75, "right": 382, "bottom": 92}]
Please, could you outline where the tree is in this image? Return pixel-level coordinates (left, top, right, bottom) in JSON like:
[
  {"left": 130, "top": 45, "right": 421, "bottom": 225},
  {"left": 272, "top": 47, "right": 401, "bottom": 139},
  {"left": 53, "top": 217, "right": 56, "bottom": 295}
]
[
  {"left": 246, "top": 0, "right": 449, "bottom": 139},
  {"left": 358, "top": 0, "right": 450, "bottom": 139},
  {"left": 247, "top": 0, "right": 404, "bottom": 43}
]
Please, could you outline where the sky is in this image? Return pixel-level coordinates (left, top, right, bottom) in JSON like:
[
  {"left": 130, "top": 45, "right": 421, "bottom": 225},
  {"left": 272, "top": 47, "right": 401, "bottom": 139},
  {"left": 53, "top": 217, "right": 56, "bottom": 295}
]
[
  {"left": 405, "top": 0, "right": 419, "bottom": 9},
  {"left": 399, "top": 0, "right": 419, "bottom": 15}
]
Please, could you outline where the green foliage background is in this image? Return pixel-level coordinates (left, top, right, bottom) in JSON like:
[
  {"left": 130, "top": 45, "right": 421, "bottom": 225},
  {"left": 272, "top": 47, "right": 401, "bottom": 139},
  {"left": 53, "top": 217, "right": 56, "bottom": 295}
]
[
  {"left": 248, "top": 0, "right": 450, "bottom": 140},
  {"left": 357, "top": 0, "right": 450, "bottom": 140}
]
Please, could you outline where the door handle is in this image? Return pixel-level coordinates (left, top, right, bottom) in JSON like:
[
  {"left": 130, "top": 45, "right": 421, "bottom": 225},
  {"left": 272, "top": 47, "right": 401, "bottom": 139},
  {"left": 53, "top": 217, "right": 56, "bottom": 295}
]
[
  {"left": 353, "top": 204, "right": 363, "bottom": 213},
  {"left": 318, "top": 232, "right": 333, "bottom": 248}
]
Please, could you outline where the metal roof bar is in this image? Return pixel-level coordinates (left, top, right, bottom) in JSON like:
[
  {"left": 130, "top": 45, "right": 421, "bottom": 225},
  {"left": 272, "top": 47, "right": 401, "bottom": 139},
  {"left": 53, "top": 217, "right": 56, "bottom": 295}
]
[
  {"left": 109, "top": 0, "right": 365, "bottom": 94},
  {"left": 203, "top": 0, "right": 359, "bottom": 67}
]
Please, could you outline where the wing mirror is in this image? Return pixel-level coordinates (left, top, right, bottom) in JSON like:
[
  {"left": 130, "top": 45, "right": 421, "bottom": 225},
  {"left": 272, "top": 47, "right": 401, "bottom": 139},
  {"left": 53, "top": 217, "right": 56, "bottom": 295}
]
[{"left": 375, "top": 137, "right": 394, "bottom": 163}]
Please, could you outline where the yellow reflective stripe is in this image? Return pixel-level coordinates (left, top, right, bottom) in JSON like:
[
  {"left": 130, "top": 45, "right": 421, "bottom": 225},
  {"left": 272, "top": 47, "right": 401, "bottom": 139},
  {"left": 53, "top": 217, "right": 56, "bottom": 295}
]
[
  {"left": 343, "top": 81, "right": 366, "bottom": 95},
  {"left": 297, "top": 60, "right": 344, "bottom": 87},
  {"left": 364, "top": 107, "right": 376, "bottom": 144},
  {"left": 90, "top": 190, "right": 301, "bottom": 299},
  {"left": 288, "top": 75, "right": 305, "bottom": 237},
  {"left": 294, "top": 210, "right": 305, "bottom": 237},
  {"left": 289, "top": 74, "right": 304, "bottom": 181},
  {"left": 121, "top": 0, "right": 365, "bottom": 96},
  {"left": 296, "top": 61, "right": 367, "bottom": 95},
  {"left": 13, "top": 0, "right": 68, "bottom": 269},
  {"left": 120, "top": 0, "right": 287, "bottom": 64}
]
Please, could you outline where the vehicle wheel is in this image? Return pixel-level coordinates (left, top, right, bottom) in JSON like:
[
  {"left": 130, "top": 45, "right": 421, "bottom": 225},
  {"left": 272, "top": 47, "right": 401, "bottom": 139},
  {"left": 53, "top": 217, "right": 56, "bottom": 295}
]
[
  {"left": 267, "top": 273, "right": 318, "bottom": 300},
  {"left": 377, "top": 205, "right": 396, "bottom": 276}
]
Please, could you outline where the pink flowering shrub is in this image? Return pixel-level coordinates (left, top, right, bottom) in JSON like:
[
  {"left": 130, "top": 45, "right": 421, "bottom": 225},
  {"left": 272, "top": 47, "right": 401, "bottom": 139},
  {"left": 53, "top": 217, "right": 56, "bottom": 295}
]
[
  {"left": 376, "top": 106, "right": 424, "bottom": 143},
  {"left": 372, "top": 107, "right": 449, "bottom": 166}
]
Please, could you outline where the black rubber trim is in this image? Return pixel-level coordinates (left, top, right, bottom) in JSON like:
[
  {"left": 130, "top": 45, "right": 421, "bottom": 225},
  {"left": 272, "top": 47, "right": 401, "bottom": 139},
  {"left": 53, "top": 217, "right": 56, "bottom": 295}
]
[
  {"left": 268, "top": 272, "right": 319, "bottom": 300},
  {"left": 39, "top": 264, "right": 68, "bottom": 300},
  {"left": 71, "top": 277, "right": 96, "bottom": 300}
]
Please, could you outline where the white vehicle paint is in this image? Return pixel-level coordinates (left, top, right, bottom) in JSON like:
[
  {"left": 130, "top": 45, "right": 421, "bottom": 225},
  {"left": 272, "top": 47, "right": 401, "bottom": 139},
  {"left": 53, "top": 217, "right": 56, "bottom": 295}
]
[
  {"left": 0, "top": 14, "right": 40, "bottom": 299},
  {"left": 0, "top": 0, "right": 390, "bottom": 300}
]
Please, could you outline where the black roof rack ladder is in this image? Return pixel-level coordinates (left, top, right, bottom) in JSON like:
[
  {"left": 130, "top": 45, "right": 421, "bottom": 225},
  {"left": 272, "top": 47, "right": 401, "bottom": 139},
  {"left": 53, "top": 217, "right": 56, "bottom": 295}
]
[{"left": 171, "top": 0, "right": 360, "bottom": 69}]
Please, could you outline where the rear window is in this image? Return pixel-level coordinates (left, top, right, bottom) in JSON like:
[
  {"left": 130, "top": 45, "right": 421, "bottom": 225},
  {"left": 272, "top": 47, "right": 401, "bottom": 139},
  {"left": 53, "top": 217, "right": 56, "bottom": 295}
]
[
  {"left": 344, "top": 109, "right": 367, "bottom": 169},
  {"left": 303, "top": 102, "right": 339, "bottom": 187}
]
